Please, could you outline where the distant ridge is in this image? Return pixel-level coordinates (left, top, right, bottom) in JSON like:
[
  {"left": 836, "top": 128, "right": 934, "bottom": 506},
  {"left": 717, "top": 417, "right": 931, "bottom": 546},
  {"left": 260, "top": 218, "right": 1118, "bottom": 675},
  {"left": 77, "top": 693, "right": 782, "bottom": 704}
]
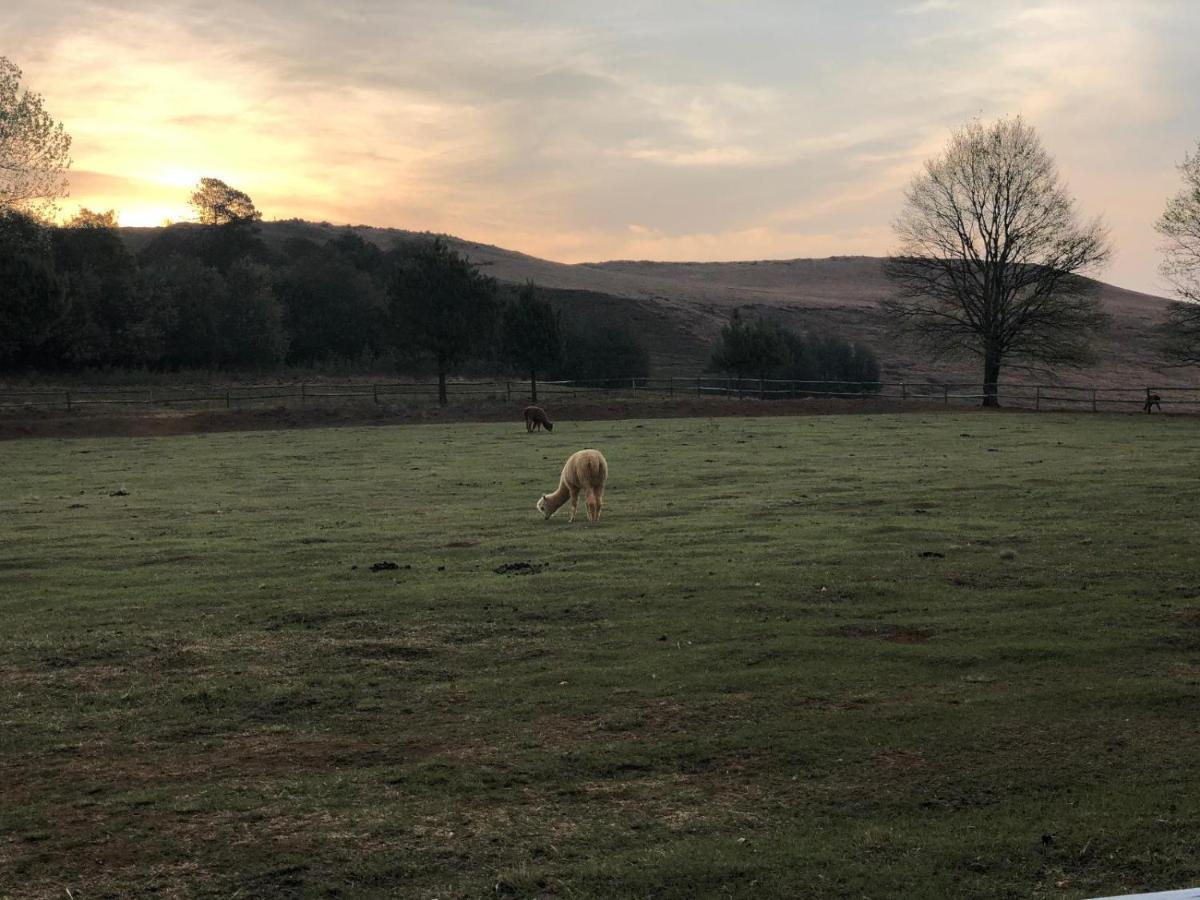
[{"left": 119, "top": 219, "right": 1177, "bottom": 385}]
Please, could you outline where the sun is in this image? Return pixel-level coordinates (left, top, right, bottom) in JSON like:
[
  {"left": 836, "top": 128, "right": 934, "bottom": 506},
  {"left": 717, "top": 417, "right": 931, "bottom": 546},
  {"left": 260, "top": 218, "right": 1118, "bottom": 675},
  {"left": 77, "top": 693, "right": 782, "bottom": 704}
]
[{"left": 116, "top": 204, "right": 192, "bottom": 227}]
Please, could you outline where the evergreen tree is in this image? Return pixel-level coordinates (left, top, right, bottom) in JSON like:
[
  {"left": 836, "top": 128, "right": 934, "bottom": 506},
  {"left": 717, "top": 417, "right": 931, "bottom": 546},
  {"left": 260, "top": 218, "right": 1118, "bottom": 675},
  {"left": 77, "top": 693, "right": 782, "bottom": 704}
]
[{"left": 502, "top": 281, "right": 562, "bottom": 402}]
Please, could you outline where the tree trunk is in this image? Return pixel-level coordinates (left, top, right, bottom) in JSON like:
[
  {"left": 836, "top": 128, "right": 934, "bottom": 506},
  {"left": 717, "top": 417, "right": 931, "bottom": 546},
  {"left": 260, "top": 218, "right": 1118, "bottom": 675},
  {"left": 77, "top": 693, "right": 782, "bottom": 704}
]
[
  {"left": 982, "top": 349, "right": 1001, "bottom": 408},
  {"left": 530, "top": 368, "right": 537, "bottom": 403},
  {"left": 437, "top": 360, "right": 448, "bottom": 407}
]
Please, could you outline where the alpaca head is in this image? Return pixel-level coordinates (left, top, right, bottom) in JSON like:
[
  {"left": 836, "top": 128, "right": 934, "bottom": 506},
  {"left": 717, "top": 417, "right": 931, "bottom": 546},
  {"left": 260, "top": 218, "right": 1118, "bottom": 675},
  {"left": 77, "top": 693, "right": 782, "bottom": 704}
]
[
  {"left": 543, "top": 421, "right": 553, "bottom": 432},
  {"left": 537, "top": 495, "right": 552, "bottom": 519}
]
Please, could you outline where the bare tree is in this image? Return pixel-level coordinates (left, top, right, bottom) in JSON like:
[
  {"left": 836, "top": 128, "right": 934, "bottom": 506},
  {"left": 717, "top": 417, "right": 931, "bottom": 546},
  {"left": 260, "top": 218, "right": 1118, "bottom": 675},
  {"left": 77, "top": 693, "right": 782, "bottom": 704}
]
[
  {"left": 1157, "top": 141, "right": 1200, "bottom": 364},
  {"left": 882, "top": 117, "right": 1110, "bottom": 406},
  {"left": 0, "top": 57, "right": 72, "bottom": 218}
]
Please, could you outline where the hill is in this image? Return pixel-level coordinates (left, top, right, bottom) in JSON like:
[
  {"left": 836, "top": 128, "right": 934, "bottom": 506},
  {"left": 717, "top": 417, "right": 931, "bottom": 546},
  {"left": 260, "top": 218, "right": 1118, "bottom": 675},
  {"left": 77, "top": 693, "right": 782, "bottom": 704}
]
[{"left": 120, "top": 220, "right": 1180, "bottom": 386}]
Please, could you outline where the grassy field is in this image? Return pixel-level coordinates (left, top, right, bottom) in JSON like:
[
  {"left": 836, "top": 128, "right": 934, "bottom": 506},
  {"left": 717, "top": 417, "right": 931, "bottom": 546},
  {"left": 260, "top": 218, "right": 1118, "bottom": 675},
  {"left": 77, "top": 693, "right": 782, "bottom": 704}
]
[{"left": 3, "top": 411, "right": 1199, "bottom": 899}]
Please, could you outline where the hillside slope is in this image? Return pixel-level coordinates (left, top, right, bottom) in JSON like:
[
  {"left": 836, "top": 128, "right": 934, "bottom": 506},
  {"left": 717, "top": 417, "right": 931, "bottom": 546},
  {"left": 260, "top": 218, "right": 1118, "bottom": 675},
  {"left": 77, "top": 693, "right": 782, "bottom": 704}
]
[{"left": 121, "top": 221, "right": 1180, "bottom": 386}]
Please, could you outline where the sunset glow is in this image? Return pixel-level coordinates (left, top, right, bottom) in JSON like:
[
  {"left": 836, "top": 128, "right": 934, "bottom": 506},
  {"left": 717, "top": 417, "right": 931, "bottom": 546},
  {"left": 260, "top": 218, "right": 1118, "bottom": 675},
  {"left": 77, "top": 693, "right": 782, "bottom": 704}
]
[
  {"left": 7, "top": 0, "right": 1199, "bottom": 293},
  {"left": 114, "top": 206, "right": 190, "bottom": 228}
]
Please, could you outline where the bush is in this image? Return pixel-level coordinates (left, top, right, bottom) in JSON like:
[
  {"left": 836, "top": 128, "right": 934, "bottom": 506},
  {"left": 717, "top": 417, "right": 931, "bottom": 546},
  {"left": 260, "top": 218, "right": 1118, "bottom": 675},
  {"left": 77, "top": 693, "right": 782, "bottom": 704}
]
[{"left": 709, "top": 310, "right": 881, "bottom": 395}]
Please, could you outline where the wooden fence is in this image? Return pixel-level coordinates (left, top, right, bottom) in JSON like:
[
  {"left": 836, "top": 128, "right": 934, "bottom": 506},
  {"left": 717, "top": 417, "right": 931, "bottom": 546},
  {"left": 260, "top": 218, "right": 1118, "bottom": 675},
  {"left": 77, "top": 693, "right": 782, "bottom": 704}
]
[{"left": 0, "top": 377, "right": 1194, "bottom": 413}]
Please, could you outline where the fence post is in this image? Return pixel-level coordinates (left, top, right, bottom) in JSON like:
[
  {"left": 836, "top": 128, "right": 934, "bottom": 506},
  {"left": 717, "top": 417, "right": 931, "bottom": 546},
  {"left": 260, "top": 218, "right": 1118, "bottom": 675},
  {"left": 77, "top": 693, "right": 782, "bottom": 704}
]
[
  {"left": 1036, "top": 386, "right": 1041, "bottom": 411},
  {"left": 1146, "top": 387, "right": 1153, "bottom": 414},
  {"left": 1092, "top": 389, "right": 1097, "bottom": 413},
  {"left": 668, "top": 376, "right": 674, "bottom": 398},
  {"left": 944, "top": 386, "right": 949, "bottom": 406},
  {"left": 373, "top": 384, "right": 379, "bottom": 404},
  {"left": 696, "top": 377, "right": 701, "bottom": 397},
  {"left": 64, "top": 390, "right": 71, "bottom": 412},
  {"left": 225, "top": 390, "right": 231, "bottom": 409},
  {"left": 301, "top": 383, "right": 307, "bottom": 406},
  {"left": 506, "top": 381, "right": 511, "bottom": 403}
]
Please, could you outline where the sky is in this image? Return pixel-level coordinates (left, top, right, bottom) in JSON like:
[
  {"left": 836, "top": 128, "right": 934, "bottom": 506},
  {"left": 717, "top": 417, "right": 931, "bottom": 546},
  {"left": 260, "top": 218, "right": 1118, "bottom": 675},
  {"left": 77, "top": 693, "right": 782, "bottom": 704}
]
[{"left": 4, "top": 0, "right": 1199, "bottom": 294}]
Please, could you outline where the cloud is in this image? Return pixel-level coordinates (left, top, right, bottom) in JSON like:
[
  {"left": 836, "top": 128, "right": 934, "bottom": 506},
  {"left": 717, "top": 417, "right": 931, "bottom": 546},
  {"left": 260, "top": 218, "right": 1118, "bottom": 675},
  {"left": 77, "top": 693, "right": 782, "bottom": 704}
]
[{"left": 900, "top": 0, "right": 965, "bottom": 14}]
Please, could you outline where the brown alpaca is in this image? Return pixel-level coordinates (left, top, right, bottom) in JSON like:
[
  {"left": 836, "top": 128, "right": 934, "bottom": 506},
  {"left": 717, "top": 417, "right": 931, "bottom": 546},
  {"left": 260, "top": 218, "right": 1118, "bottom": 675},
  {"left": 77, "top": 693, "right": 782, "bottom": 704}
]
[
  {"left": 537, "top": 449, "right": 607, "bottom": 523},
  {"left": 1144, "top": 393, "right": 1163, "bottom": 413},
  {"left": 524, "top": 405, "right": 553, "bottom": 432}
]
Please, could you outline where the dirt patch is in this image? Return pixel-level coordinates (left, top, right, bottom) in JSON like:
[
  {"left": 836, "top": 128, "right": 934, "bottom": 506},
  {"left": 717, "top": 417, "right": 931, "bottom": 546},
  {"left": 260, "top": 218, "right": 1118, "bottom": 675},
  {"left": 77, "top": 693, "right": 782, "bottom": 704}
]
[
  {"left": 825, "top": 624, "right": 935, "bottom": 644},
  {"left": 873, "top": 749, "right": 927, "bottom": 772},
  {"left": 263, "top": 609, "right": 368, "bottom": 630},
  {"left": 1171, "top": 608, "right": 1200, "bottom": 628},
  {"left": 334, "top": 639, "right": 436, "bottom": 660},
  {"left": 6, "top": 732, "right": 424, "bottom": 797},
  {"left": 493, "top": 561, "right": 548, "bottom": 576}
]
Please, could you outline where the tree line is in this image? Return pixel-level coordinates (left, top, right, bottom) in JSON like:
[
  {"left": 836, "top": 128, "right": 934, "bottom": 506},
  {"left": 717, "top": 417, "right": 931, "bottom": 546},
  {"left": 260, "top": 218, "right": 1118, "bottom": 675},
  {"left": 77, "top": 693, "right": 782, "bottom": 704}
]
[
  {"left": 0, "top": 197, "right": 654, "bottom": 400},
  {"left": 708, "top": 310, "right": 881, "bottom": 394},
  {"left": 0, "top": 194, "right": 879, "bottom": 399}
]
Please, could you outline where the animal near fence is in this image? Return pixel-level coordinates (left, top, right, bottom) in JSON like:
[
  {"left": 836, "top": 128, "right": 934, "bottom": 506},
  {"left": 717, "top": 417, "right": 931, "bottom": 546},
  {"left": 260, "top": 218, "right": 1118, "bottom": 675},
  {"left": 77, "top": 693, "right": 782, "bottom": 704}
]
[{"left": 0, "top": 377, "right": 1194, "bottom": 414}]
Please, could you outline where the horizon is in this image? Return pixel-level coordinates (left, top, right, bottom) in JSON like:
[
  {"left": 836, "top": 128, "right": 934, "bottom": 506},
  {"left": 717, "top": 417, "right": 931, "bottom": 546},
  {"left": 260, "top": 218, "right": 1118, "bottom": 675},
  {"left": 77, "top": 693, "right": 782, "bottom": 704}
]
[{"left": 6, "top": 0, "right": 1199, "bottom": 295}]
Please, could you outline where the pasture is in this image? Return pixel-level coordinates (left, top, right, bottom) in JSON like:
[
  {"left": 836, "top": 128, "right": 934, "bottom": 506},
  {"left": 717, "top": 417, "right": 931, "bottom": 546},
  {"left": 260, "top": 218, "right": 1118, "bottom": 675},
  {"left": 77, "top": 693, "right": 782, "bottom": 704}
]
[{"left": 2, "top": 412, "right": 1199, "bottom": 898}]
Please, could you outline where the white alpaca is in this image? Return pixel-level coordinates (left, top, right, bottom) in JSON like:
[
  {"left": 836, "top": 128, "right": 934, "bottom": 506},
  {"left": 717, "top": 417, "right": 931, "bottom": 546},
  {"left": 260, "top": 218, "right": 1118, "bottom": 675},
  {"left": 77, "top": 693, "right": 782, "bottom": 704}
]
[{"left": 537, "top": 449, "right": 608, "bottom": 523}]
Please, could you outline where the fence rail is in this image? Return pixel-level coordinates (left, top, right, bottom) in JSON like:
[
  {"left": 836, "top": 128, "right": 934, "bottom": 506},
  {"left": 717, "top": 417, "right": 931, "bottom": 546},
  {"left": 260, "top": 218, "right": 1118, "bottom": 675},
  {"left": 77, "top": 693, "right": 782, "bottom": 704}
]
[{"left": 0, "top": 377, "right": 1194, "bottom": 414}]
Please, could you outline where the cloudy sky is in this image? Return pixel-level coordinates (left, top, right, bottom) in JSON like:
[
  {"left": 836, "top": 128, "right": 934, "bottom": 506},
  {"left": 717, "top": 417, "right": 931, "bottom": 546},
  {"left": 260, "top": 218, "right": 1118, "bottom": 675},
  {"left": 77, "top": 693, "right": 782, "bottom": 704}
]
[{"left": 5, "top": 0, "right": 1198, "bottom": 292}]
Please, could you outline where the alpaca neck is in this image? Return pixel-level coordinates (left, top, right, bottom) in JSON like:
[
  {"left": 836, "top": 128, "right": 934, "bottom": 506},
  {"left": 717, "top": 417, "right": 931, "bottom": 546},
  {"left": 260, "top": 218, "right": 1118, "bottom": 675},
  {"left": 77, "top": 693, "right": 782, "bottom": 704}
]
[{"left": 544, "top": 479, "right": 571, "bottom": 512}]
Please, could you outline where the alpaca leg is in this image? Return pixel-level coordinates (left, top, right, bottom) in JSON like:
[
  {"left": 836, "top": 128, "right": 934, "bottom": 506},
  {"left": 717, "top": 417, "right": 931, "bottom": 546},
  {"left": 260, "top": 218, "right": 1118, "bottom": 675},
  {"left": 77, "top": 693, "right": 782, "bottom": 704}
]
[
  {"left": 587, "top": 494, "right": 598, "bottom": 522},
  {"left": 592, "top": 485, "right": 604, "bottom": 521},
  {"left": 568, "top": 487, "right": 579, "bottom": 523}
]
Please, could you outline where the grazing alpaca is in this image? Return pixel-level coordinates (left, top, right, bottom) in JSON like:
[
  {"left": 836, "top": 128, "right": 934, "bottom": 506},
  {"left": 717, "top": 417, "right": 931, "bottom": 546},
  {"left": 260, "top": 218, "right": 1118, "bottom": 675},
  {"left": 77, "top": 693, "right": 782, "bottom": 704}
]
[
  {"left": 1144, "top": 393, "right": 1163, "bottom": 413},
  {"left": 537, "top": 449, "right": 607, "bottom": 523},
  {"left": 524, "top": 405, "right": 553, "bottom": 432}
]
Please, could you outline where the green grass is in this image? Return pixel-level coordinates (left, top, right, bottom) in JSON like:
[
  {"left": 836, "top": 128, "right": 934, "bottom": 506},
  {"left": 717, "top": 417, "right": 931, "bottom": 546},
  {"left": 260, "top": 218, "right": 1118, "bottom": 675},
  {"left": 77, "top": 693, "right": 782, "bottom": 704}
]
[{"left": 2, "top": 411, "right": 1199, "bottom": 899}]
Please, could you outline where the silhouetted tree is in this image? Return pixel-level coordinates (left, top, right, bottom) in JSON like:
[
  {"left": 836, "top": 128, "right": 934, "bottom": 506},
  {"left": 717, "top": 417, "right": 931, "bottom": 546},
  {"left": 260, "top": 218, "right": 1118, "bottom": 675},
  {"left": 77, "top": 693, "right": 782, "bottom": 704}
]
[
  {"left": 882, "top": 116, "right": 1110, "bottom": 407},
  {"left": 0, "top": 57, "right": 71, "bottom": 218},
  {"left": 1158, "top": 140, "right": 1200, "bottom": 364},
  {"left": 276, "top": 241, "right": 386, "bottom": 364},
  {"left": 710, "top": 310, "right": 789, "bottom": 396},
  {"left": 220, "top": 260, "right": 287, "bottom": 367},
  {"left": 560, "top": 323, "right": 650, "bottom": 386},
  {"left": 66, "top": 208, "right": 118, "bottom": 229},
  {"left": 142, "top": 255, "right": 227, "bottom": 369},
  {"left": 0, "top": 206, "right": 46, "bottom": 254},
  {"left": 0, "top": 211, "right": 67, "bottom": 369},
  {"left": 188, "top": 177, "right": 262, "bottom": 226},
  {"left": 328, "top": 230, "right": 386, "bottom": 276},
  {"left": 779, "top": 330, "right": 881, "bottom": 392},
  {"left": 387, "top": 238, "right": 498, "bottom": 405},
  {"left": 139, "top": 221, "right": 267, "bottom": 274},
  {"left": 52, "top": 211, "right": 152, "bottom": 366},
  {"left": 502, "top": 281, "right": 562, "bottom": 401}
]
